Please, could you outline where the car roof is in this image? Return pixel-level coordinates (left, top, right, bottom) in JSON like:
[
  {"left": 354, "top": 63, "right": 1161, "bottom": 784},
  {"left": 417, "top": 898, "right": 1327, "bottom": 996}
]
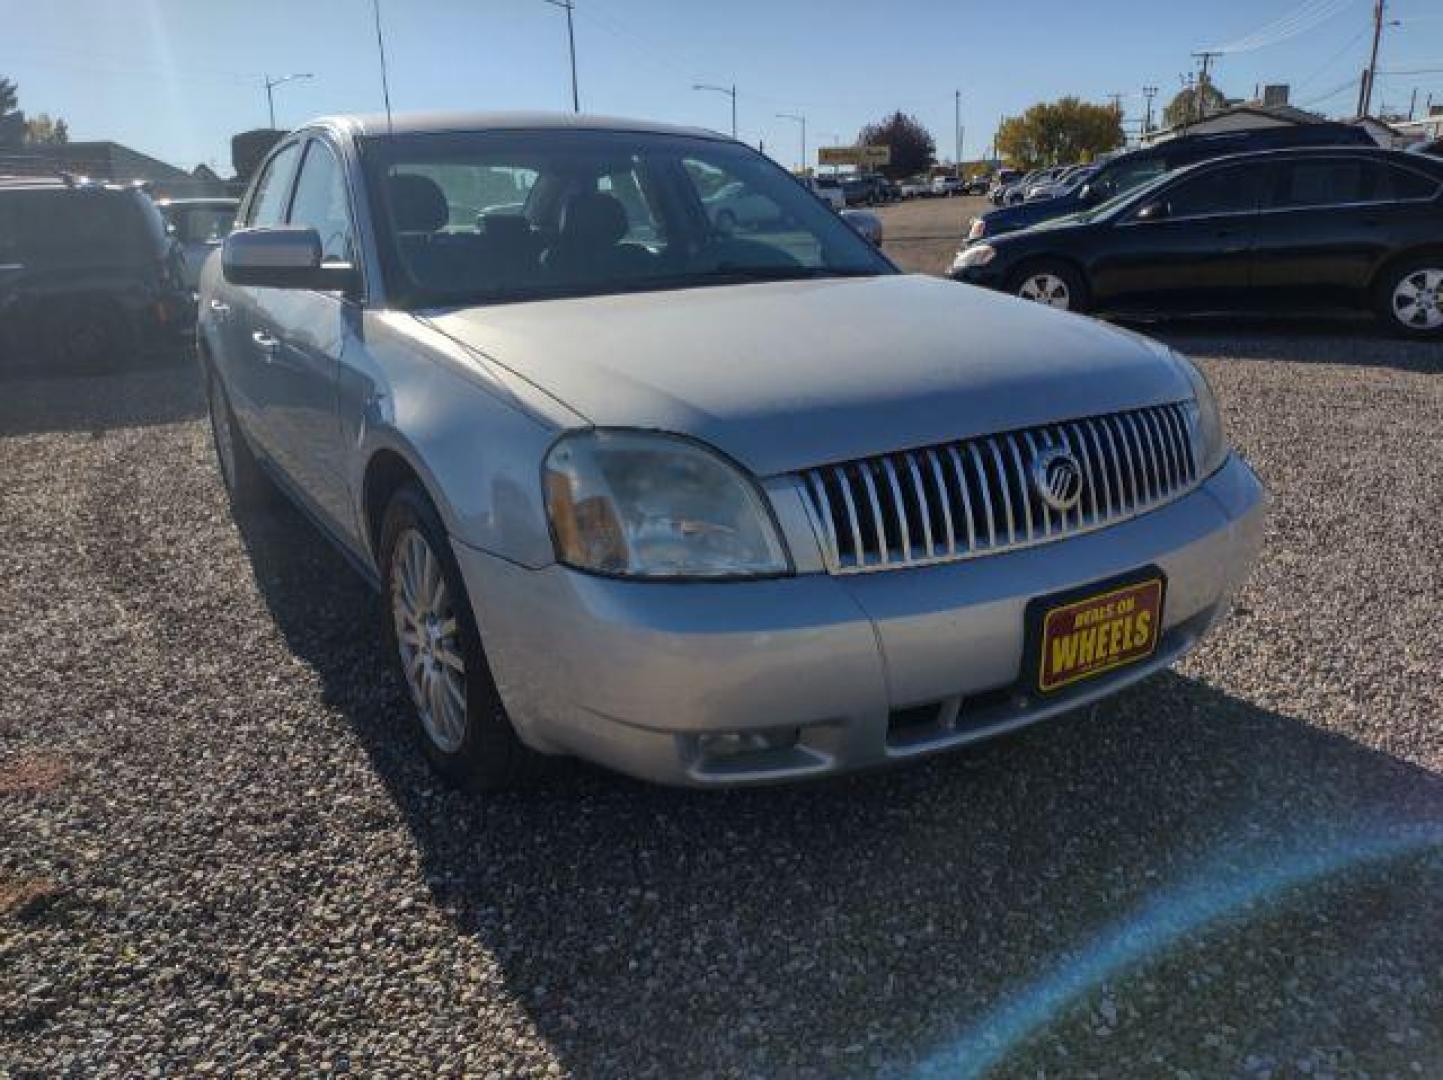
[
  {"left": 308, "top": 110, "right": 729, "bottom": 143},
  {"left": 1181, "top": 144, "right": 1443, "bottom": 171}
]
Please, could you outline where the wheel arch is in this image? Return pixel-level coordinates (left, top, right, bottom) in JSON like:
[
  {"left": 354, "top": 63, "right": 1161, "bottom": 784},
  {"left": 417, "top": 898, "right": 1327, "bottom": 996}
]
[
  {"left": 1366, "top": 244, "right": 1443, "bottom": 297},
  {"left": 362, "top": 447, "right": 436, "bottom": 565}
]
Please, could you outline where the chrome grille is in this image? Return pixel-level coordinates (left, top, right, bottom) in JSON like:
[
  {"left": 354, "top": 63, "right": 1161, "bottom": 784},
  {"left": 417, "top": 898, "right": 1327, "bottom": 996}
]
[{"left": 799, "top": 402, "right": 1198, "bottom": 574}]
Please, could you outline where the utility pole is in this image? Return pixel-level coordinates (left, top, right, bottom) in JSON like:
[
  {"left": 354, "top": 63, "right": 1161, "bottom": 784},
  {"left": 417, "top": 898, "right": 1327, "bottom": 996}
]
[
  {"left": 1358, "top": 0, "right": 1387, "bottom": 117},
  {"left": 540, "top": 0, "right": 579, "bottom": 112},
  {"left": 1142, "top": 85, "right": 1158, "bottom": 140},
  {"left": 1408, "top": 87, "right": 1418, "bottom": 120},
  {"left": 954, "top": 90, "right": 961, "bottom": 176},
  {"left": 1191, "top": 51, "right": 1223, "bottom": 123},
  {"left": 776, "top": 113, "right": 805, "bottom": 173},
  {"left": 694, "top": 83, "right": 737, "bottom": 138}
]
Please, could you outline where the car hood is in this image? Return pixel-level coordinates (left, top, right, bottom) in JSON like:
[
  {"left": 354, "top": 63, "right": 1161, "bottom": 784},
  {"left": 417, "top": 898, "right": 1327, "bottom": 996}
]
[
  {"left": 424, "top": 274, "right": 1191, "bottom": 477},
  {"left": 981, "top": 193, "right": 1084, "bottom": 236}
]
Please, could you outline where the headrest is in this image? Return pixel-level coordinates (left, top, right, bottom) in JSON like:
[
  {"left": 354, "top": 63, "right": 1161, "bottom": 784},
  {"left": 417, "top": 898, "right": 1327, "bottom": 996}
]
[
  {"left": 389, "top": 173, "right": 449, "bottom": 233},
  {"left": 558, "top": 192, "right": 628, "bottom": 247}
]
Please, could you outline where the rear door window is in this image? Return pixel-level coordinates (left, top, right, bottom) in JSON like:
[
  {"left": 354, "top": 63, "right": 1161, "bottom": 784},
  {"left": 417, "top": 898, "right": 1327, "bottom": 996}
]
[{"left": 1271, "top": 159, "right": 1366, "bottom": 208}]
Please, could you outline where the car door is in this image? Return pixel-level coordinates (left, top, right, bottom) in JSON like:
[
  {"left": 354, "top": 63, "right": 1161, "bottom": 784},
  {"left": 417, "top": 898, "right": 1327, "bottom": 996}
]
[
  {"left": 1250, "top": 156, "right": 1442, "bottom": 310},
  {"left": 1089, "top": 161, "right": 1269, "bottom": 311},
  {"left": 220, "top": 139, "right": 304, "bottom": 452},
  {"left": 247, "top": 134, "right": 363, "bottom": 534}
]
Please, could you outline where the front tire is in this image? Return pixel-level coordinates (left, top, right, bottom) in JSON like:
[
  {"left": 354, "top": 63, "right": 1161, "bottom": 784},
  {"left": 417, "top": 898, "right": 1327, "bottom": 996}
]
[
  {"left": 1377, "top": 259, "right": 1443, "bottom": 339},
  {"left": 1009, "top": 260, "right": 1088, "bottom": 313},
  {"left": 379, "top": 484, "right": 534, "bottom": 792}
]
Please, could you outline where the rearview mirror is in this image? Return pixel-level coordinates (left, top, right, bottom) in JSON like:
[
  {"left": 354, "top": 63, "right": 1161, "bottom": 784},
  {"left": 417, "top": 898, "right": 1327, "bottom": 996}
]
[
  {"left": 840, "top": 209, "right": 883, "bottom": 246},
  {"left": 1135, "top": 200, "right": 1169, "bottom": 222},
  {"left": 223, "top": 227, "right": 358, "bottom": 293}
]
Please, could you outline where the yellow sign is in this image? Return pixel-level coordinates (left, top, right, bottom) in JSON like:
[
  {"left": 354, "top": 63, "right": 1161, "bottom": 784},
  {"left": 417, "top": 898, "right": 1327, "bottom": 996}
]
[{"left": 818, "top": 145, "right": 891, "bottom": 166}]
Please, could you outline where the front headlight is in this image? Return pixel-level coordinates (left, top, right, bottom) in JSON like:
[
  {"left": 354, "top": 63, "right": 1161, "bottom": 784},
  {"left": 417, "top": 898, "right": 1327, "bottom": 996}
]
[
  {"left": 967, "top": 217, "right": 986, "bottom": 241},
  {"left": 1175, "top": 352, "right": 1227, "bottom": 478},
  {"left": 953, "top": 243, "right": 996, "bottom": 272},
  {"left": 543, "top": 430, "right": 790, "bottom": 579}
]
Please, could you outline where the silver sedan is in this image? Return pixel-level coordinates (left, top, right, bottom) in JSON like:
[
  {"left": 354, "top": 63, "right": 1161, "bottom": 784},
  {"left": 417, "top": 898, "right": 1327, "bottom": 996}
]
[{"left": 198, "top": 111, "right": 1266, "bottom": 789}]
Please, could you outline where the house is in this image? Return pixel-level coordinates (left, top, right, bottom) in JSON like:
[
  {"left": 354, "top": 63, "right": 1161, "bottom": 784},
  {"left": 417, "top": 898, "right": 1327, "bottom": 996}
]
[
  {"left": 1142, "top": 102, "right": 1330, "bottom": 146},
  {"left": 41, "top": 141, "right": 192, "bottom": 184}
]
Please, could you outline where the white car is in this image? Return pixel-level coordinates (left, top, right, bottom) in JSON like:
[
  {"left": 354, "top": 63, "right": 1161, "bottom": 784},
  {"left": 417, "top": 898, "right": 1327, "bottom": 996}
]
[
  {"left": 804, "top": 176, "right": 845, "bottom": 210},
  {"left": 931, "top": 176, "right": 965, "bottom": 197},
  {"left": 899, "top": 177, "right": 931, "bottom": 198},
  {"left": 704, "top": 180, "right": 781, "bottom": 231}
]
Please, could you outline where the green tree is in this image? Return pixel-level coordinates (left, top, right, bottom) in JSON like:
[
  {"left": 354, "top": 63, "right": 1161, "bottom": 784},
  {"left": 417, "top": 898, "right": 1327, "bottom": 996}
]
[
  {"left": 856, "top": 111, "right": 936, "bottom": 180},
  {"left": 25, "top": 113, "right": 69, "bottom": 145},
  {"left": 0, "top": 75, "right": 17, "bottom": 115},
  {"left": 996, "top": 97, "right": 1124, "bottom": 170},
  {"left": 1162, "top": 83, "right": 1229, "bottom": 129}
]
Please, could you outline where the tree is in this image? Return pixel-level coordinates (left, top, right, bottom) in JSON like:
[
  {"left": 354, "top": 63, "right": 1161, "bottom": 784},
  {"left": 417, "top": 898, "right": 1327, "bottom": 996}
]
[
  {"left": 996, "top": 97, "right": 1124, "bottom": 170},
  {"left": 856, "top": 111, "right": 936, "bottom": 180},
  {"left": 1162, "top": 83, "right": 1228, "bottom": 129},
  {"left": 0, "top": 76, "right": 17, "bottom": 116},
  {"left": 25, "top": 113, "right": 68, "bottom": 145}
]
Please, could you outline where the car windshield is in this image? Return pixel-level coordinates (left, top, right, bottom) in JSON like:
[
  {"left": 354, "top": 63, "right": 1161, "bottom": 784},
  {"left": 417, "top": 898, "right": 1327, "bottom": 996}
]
[
  {"left": 164, "top": 204, "right": 237, "bottom": 244},
  {"left": 359, "top": 129, "right": 893, "bottom": 308}
]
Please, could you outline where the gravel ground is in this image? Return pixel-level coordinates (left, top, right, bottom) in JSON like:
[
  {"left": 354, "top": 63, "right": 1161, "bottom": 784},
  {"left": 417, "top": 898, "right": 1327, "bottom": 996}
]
[{"left": 1, "top": 327, "right": 1441, "bottom": 1078}]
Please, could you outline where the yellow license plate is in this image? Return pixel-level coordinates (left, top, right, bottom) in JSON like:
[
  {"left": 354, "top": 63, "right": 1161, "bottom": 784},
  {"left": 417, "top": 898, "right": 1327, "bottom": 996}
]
[{"left": 1036, "top": 577, "right": 1164, "bottom": 694}]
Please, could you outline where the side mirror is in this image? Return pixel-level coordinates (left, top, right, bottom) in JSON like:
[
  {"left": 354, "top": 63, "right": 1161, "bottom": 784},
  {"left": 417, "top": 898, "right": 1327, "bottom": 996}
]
[
  {"left": 840, "top": 209, "right": 883, "bottom": 246},
  {"left": 1077, "top": 184, "right": 1096, "bottom": 203},
  {"left": 222, "top": 227, "right": 359, "bottom": 292},
  {"left": 1135, "top": 200, "right": 1169, "bottom": 222}
]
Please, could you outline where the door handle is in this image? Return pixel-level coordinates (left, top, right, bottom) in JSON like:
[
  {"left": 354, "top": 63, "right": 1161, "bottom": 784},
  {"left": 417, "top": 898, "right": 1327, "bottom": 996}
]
[{"left": 251, "top": 330, "right": 280, "bottom": 358}]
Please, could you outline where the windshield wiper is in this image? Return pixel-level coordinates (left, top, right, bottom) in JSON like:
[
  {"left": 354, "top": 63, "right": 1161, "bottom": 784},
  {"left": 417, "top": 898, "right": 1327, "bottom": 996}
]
[{"left": 693, "top": 265, "right": 880, "bottom": 282}]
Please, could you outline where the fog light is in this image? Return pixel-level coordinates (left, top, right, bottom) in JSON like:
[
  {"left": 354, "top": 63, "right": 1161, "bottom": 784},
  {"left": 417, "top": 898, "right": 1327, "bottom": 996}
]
[{"left": 697, "top": 728, "right": 799, "bottom": 758}]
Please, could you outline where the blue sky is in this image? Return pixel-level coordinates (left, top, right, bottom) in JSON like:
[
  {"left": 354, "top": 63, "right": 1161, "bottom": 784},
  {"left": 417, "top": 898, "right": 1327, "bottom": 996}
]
[{"left": 2, "top": 0, "right": 1441, "bottom": 173}]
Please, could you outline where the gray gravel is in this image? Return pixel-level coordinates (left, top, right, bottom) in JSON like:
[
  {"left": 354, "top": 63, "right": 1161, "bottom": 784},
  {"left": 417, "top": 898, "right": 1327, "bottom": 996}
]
[{"left": 2, "top": 329, "right": 1441, "bottom": 1078}]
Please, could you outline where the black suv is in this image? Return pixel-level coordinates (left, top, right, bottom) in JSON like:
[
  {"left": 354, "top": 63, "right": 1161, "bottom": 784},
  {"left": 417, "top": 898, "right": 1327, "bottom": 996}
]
[
  {"left": 0, "top": 177, "right": 193, "bottom": 373},
  {"left": 952, "top": 146, "right": 1443, "bottom": 339}
]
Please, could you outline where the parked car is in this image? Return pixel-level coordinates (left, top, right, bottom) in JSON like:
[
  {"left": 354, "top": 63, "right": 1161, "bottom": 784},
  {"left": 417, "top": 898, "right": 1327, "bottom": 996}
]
[
  {"left": 967, "top": 122, "right": 1376, "bottom": 244},
  {"left": 987, "top": 168, "right": 1022, "bottom": 203},
  {"left": 0, "top": 176, "right": 192, "bottom": 372},
  {"left": 841, "top": 174, "right": 886, "bottom": 206},
  {"left": 803, "top": 175, "right": 845, "bottom": 210},
  {"left": 704, "top": 179, "right": 782, "bottom": 231},
  {"left": 964, "top": 174, "right": 992, "bottom": 195},
  {"left": 1026, "top": 165, "right": 1098, "bottom": 203},
  {"left": 931, "top": 175, "right": 965, "bottom": 197},
  {"left": 200, "top": 111, "right": 1265, "bottom": 790},
  {"left": 951, "top": 146, "right": 1443, "bottom": 338},
  {"left": 156, "top": 196, "right": 239, "bottom": 289},
  {"left": 899, "top": 176, "right": 931, "bottom": 198}
]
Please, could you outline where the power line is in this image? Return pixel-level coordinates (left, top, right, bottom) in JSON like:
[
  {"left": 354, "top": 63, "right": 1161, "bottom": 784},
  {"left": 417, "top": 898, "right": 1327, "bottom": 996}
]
[{"left": 1210, "top": 0, "right": 1357, "bottom": 54}]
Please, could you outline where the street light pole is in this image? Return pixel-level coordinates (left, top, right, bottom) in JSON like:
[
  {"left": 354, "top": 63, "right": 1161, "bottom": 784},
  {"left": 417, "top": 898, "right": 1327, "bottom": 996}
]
[
  {"left": 776, "top": 112, "right": 805, "bottom": 172},
  {"left": 954, "top": 90, "right": 961, "bottom": 176},
  {"left": 540, "top": 0, "right": 580, "bottom": 112},
  {"left": 264, "top": 73, "right": 314, "bottom": 129},
  {"left": 693, "top": 83, "right": 737, "bottom": 138}
]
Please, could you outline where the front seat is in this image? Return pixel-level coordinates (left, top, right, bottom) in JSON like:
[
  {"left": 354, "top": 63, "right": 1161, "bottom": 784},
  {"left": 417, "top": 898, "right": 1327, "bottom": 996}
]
[
  {"left": 388, "top": 173, "right": 456, "bottom": 285},
  {"left": 542, "top": 192, "right": 655, "bottom": 282}
]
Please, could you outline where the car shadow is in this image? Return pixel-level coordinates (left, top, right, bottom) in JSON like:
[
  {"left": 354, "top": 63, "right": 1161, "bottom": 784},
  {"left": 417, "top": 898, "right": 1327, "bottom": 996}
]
[
  {"left": 1114, "top": 314, "right": 1443, "bottom": 373},
  {"left": 234, "top": 494, "right": 1443, "bottom": 1077},
  {"left": 0, "top": 354, "right": 203, "bottom": 437}
]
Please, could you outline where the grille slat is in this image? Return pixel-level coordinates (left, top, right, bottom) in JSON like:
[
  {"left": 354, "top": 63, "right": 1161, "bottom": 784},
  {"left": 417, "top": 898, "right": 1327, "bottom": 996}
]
[{"left": 799, "top": 402, "right": 1202, "bottom": 575}]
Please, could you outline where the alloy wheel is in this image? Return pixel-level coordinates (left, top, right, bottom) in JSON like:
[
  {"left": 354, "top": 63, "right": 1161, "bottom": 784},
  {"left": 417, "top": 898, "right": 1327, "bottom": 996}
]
[
  {"left": 390, "top": 528, "right": 468, "bottom": 753},
  {"left": 1018, "top": 273, "right": 1071, "bottom": 309},
  {"left": 1391, "top": 268, "right": 1443, "bottom": 331}
]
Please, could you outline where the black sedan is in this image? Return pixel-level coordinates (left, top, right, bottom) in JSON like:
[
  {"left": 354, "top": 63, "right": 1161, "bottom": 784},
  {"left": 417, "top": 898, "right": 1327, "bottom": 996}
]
[{"left": 951, "top": 146, "right": 1443, "bottom": 338}]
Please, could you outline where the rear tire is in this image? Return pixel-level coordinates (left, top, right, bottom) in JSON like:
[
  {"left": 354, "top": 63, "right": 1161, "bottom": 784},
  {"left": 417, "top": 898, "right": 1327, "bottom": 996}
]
[
  {"left": 1009, "top": 260, "right": 1089, "bottom": 313},
  {"left": 1376, "top": 259, "right": 1443, "bottom": 340},
  {"left": 379, "top": 484, "right": 535, "bottom": 792},
  {"left": 207, "top": 369, "right": 273, "bottom": 511}
]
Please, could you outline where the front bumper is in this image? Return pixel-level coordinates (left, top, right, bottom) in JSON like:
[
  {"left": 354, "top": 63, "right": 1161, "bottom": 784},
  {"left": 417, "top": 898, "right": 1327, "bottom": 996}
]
[{"left": 457, "top": 454, "right": 1267, "bottom": 786}]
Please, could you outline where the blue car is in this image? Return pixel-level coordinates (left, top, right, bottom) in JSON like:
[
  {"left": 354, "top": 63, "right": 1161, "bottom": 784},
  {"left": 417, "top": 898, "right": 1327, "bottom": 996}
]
[{"left": 966, "top": 123, "right": 1375, "bottom": 244}]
